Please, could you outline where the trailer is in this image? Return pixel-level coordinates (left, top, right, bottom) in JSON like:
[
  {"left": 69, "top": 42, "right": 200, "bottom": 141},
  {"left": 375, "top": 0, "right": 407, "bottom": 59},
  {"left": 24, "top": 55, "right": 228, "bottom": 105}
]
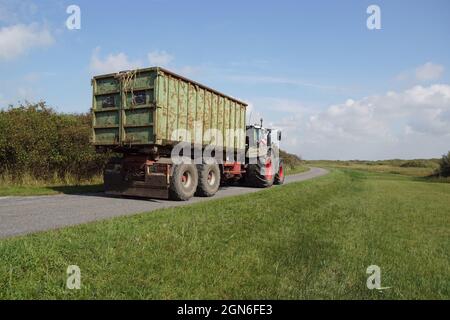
[{"left": 91, "top": 67, "right": 283, "bottom": 200}]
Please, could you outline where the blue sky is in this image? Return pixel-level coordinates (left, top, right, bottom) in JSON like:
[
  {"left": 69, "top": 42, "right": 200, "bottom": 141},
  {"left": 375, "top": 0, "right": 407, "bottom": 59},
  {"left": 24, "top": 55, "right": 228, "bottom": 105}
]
[{"left": 1, "top": 0, "right": 449, "bottom": 159}]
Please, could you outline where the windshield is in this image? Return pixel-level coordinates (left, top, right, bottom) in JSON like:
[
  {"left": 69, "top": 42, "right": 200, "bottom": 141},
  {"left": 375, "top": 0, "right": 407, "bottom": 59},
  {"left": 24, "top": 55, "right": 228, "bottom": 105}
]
[{"left": 246, "top": 127, "right": 260, "bottom": 147}]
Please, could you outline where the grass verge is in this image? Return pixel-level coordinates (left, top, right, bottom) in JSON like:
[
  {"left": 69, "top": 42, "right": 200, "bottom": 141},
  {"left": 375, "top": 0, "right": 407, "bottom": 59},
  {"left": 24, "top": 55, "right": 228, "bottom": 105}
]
[
  {"left": 285, "top": 165, "right": 309, "bottom": 175},
  {"left": 0, "top": 168, "right": 448, "bottom": 299},
  {"left": 0, "top": 172, "right": 104, "bottom": 197},
  {"left": 0, "top": 184, "right": 104, "bottom": 197}
]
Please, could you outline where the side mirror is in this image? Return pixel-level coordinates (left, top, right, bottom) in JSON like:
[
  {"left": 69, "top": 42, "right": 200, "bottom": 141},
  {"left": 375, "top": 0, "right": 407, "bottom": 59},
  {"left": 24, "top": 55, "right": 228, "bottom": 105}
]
[{"left": 278, "top": 131, "right": 282, "bottom": 141}]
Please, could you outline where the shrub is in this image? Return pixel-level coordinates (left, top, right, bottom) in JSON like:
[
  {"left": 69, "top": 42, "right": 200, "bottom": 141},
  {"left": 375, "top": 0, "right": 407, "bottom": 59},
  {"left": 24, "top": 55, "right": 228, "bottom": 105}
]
[
  {"left": 0, "top": 102, "right": 111, "bottom": 184},
  {"left": 438, "top": 151, "right": 450, "bottom": 177},
  {"left": 400, "top": 160, "right": 429, "bottom": 168},
  {"left": 279, "top": 149, "right": 302, "bottom": 169}
]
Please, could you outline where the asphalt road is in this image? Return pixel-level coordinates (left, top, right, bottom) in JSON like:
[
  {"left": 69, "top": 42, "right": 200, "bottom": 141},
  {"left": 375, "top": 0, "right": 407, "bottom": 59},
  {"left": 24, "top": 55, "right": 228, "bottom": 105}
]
[{"left": 0, "top": 167, "right": 328, "bottom": 239}]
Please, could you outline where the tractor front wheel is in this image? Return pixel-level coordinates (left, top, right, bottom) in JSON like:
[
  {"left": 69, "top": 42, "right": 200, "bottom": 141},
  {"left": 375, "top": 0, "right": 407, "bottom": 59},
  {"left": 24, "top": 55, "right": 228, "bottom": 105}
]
[
  {"left": 274, "top": 160, "right": 285, "bottom": 185},
  {"left": 246, "top": 157, "right": 275, "bottom": 188}
]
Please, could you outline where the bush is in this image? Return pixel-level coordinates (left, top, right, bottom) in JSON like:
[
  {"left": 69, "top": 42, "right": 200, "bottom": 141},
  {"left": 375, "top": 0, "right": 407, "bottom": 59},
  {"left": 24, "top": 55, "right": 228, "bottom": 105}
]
[
  {"left": 400, "top": 160, "right": 429, "bottom": 168},
  {"left": 279, "top": 150, "right": 302, "bottom": 169},
  {"left": 0, "top": 102, "right": 111, "bottom": 183},
  {"left": 438, "top": 151, "right": 450, "bottom": 177}
]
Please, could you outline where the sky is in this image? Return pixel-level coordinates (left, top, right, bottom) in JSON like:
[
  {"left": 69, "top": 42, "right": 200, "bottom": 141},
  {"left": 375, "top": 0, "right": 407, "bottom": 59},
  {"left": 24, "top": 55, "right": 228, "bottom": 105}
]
[{"left": 0, "top": 0, "right": 449, "bottom": 160}]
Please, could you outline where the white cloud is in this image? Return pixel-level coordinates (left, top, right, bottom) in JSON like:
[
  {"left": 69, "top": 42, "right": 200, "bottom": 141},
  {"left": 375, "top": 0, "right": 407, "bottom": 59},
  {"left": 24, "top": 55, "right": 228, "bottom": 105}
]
[
  {"left": 175, "top": 65, "right": 202, "bottom": 77},
  {"left": 267, "top": 84, "right": 450, "bottom": 159},
  {"left": 148, "top": 50, "right": 174, "bottom": 67},
  {"left": 90, "top": 47, "right": 142, "bottom": 74},
  {"left": 415, "top": 62, "right": 444, "bottom": 81},
  {"left": 0, "top": 23, "right": 54, "bottom": 60},
  {"left": 396, "top": 62, "right": 445, "bottom": 83},
  {"left": 89, "top": 48, "right": 204, "bottom": 79}
]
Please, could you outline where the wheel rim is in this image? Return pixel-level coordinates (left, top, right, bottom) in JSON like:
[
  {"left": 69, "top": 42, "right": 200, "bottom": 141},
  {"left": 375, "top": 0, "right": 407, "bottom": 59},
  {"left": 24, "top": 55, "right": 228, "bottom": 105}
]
[
  {"left": 181, "top": 171, "right": 192, "bottom": 188},
  {"left": 207, "top": 169, "right": 216, "bottom": 186}
]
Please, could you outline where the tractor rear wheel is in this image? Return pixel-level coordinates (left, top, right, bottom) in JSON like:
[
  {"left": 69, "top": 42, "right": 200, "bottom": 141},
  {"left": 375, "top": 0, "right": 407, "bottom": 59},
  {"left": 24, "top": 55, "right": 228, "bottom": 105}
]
[
  {"left": 274, "top": 160, "right": 285, "bottom": 185},
  {"left": 246, "top": 157, "right": 275, "bottom": 188},
  {"left": 169, "top": 164, "right": 198, "bottom": 201},
  {"left": 196, "top": 163, "right": 221, "bottom": 197}
]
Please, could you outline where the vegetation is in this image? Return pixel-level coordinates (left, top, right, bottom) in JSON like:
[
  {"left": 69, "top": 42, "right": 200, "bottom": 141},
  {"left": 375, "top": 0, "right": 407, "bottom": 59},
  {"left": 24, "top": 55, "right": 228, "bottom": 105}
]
[
  {"left": 0, "top": 183, "right": 103, "bottom": 197},
  {"left": 0, "top": 102, "right": 110, "bottom": 186},
  {"left": 400, "top": 160, "right": 431, "bottom": 168},
  {"left": 438, "top": 151, "right": 450, "bottom": 177},
  {"left": 0, "top": 168, "right": 448, "bottom": 299},
  {"left": 279, "top": 149, "right": 307, "bottom": 175},
  {"left": 279, "top": 149, "right": 302, "bottom": 168},
  {"left": 307, "top": 159, "right": 441, "bottom": 178},
  {"left": 285, "top": 165, "right": 309, "bottom": 175}
]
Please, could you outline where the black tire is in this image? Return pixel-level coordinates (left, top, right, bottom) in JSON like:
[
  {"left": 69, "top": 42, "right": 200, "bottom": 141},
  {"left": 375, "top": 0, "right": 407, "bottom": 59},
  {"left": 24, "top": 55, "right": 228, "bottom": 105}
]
[
  {"left": 246, "top": 157, "right": 275, "bottom": 188},
  {"left": 196, "top": 163, "right": 221, "bottom": 197},
  {"left": 274, "top": 160, "right": 285, "bottom": 185},
  {"left": 169, "top": 164, "right": 198, "bottom": 201}
]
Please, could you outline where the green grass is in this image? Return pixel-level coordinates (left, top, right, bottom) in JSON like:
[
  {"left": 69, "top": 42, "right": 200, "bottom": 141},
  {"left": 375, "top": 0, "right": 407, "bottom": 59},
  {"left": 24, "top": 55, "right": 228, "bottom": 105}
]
[
  {"left": 307, "top": 160, "right": 440, "bottom": 177},
  {"left": 0, "top": 172, "right": 104, "bottom": 197},
  {"left": 285, "top": 165, "right": 309, "bottom": 175},
  {"left": 0, "top": 184, "right": 104, "bottom": 197},
  {"left": 0, "top": 168, "right": 448, "bottom": 299}
]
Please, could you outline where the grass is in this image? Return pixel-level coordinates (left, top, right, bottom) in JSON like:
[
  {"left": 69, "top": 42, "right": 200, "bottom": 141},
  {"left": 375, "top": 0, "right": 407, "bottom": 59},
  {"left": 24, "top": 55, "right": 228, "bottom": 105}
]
[
  {"left": 0, "top": 172, "right": 103, "bottom": 197},
  {"left": 0, "top": 184, "right": 104, "bottom": 197},
  {"left": 306, "top": 160, "right": 450, "bottom": 184},
  {"left": 285, "top": 165, "right": 309, "bottom": 175},
  {"left": 0, "top": 168, "right": 448, "bottom": 299},
  {"left": 307, "top": 160, "right": 440, "bottom": 177}
]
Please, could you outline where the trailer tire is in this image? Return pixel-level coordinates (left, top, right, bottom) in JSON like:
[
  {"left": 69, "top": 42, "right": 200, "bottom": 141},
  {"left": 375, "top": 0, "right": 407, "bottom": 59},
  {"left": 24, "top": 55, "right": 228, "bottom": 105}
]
[
  {"left": 246, "top": 157, "right": 275, "bottom": 188},
  {"left": 169, "top": 164, "right": 198, "bottom": 201},
  {"left": 196, "top": 163, "right": 221, "bottom": 197},
  {"left": 274, "top": 160, "right": 285, "bottom": 185}
]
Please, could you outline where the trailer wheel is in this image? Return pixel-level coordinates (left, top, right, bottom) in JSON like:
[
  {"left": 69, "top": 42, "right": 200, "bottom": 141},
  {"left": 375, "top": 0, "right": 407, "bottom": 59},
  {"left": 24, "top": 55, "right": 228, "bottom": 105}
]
[
  {"left": 246, "top": 157, "right": 275, "bottom": 188},
  {"left": 274, "top": 160, "right": 285, "bottom": 185},
  {"left": 169, "top": 164, "right": 198, "bottom": 201},
  {"left": 196, "top": 164, "right": 221, "bottom": 197}
]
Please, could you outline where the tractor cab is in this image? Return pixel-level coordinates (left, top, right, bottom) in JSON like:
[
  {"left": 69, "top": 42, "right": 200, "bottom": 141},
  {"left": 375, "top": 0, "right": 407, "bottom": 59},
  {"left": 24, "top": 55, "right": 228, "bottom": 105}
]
[
  {"left": 246, "top": 119, "right": 282, "bottom": 159},
  {"left": 246, "top": 124, "right": 269, "bottom": 148}
]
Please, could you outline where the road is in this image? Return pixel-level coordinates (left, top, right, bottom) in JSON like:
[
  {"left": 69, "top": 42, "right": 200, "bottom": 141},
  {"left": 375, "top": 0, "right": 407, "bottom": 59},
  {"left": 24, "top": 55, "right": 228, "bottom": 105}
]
[{"left": 0, "top": 167, "right": 328, "bottom": 239}]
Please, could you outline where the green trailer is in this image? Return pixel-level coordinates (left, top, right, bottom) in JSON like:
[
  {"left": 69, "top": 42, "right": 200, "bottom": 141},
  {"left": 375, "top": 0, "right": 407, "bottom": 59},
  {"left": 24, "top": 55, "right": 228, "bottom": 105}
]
[
  {"left": 92, "top": 67, "right": 247, "bottom": 153},
  {"left": 91, "top": 67, "right": 283, "bottom": 200}
]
